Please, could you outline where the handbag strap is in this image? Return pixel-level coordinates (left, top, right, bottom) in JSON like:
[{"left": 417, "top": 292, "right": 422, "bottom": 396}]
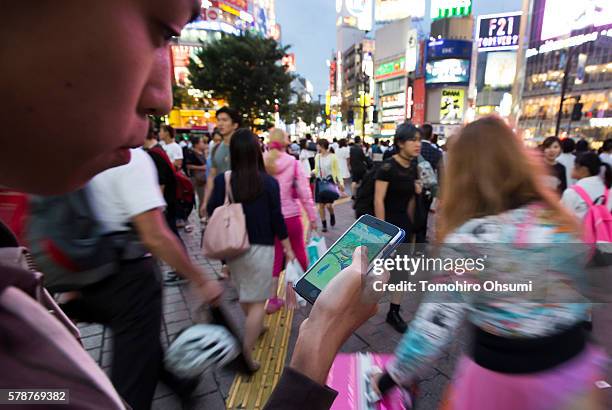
[{"left": 223, "top": 171, "right": 235, "bottom": 204}]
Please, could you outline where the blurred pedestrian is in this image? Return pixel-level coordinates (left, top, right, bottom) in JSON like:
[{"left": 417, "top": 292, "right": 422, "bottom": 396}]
[
  {"left": 207, "top": 129, "right": 294, "bottom": 371},
  {"left": 600, "top": 138, "right": 612, "bottom": 167},
  {"left": 374, "top": 116, "right": 605, "bottom": 410},
  {"left": 562, "top": 152, "right": 612, "bottom": 219},
  {"left": 374, "top": 124, "right": 421, "bottom": 333},
  {"left": 264, "top": 129, "right": 317, "bottom": 314},
  {"left": 541, "top": 136, "right": 567, "bottom": 195},
  {"left": 185, "top": 136, "right": 207, "bottom": 208},
  {"left": 576, "top": 138, "right": 590, "bottom": 154},
  {"left": 298, "top": 139, "right": 312, "bottom": 175},
  {"left": 349, "top": 136, "right": 371, "bottom": 195},
  {"left": 557, "top": 138, "right": 577, "bottom": 186},
  {"left": 58, "top": 148, "right": 222, "bottom": 409},
  {"left": 160, "top": 125, "right": 183, "bottom": 170},
  {"left": 313, "top": 139, "right": 343, "bottom": 232},
  {"left": 336, "top": 138, "right": 352, "bottom": 196},
  {"left": 202, "top": 107, "right": 241, "bottom": 215}
]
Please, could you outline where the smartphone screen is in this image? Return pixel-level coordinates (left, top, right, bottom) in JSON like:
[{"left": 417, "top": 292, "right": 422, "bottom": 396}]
[{"left": 295, "top": 215, "right": 403, "bottom": 303}]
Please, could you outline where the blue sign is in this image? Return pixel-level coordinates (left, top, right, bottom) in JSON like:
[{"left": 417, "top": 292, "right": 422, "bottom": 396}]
[
  {"left": 427, "top": 39, "right": 472, "bottom": 60},
  {"left": 426, "top": 59, "right": 470, "bottom": 85}
]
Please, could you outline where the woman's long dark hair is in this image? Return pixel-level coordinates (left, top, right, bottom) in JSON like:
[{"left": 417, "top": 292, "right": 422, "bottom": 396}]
[
  {"left": 575, "top": 152, "right": 612, "bottom": 188},
  {"left": 229, "top": 128, "right": 266, "bottom": 203}
]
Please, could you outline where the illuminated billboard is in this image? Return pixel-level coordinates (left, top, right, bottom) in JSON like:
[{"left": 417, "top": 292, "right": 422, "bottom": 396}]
[
  {"left": 484, "top": 52, "right": 517, "bottom": 88},
  {"left": 431, "top": 0, "right": 471, "bottom": 20},
  {"left": 440, "top": 89, "right": 464, "bottom": 123},
  {"left": 540, "top": 0, "right": 612, "bottom": 41},
  {"left": 337, "top": 0, "right": 373, "bottom": 31},
  {"left": 375, "top": 0, "right": 425, "bottom": 22},
  {"left": 425, "top": 59, "right": 470, "bottom": 84},
  {"left": 477, "top": 12, "right": 522, "bottom": 52}
]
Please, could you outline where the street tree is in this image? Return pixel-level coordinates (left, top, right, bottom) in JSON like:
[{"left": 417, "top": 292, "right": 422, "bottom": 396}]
[{"left": 189, "top": 32, "right": 294, "bottom": 129}]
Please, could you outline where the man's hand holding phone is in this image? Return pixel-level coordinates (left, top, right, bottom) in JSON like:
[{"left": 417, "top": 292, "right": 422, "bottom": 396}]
[{"left": 289, "top": 246, "right": 389, "bottom": 385}]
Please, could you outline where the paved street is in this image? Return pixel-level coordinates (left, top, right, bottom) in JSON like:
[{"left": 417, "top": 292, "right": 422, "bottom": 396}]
[{"left": 79, "top": 200, "right": 612, "bottom": 409}]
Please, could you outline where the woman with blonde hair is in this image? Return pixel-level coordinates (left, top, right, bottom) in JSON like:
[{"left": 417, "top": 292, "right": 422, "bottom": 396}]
[
  {"left": 373, "top": 116, "right": 606, "bottom": 410},
  {"left": 263, "top": 129, "right": 318, "bottom": 313}
]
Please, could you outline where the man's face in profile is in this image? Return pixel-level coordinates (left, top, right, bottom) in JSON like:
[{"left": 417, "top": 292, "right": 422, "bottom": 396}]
[{"left": 0, "top": 0, "right": 200, "bottom": 195}]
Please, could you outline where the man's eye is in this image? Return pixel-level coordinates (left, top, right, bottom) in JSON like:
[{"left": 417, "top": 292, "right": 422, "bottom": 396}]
[{"left": 161, "top": 24, "right": 180, "bottom": 44}]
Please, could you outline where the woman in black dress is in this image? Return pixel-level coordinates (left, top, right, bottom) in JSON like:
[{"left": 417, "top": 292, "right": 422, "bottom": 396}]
[{"left": 374, "top": 123, "right": 422, "bottom": 333}]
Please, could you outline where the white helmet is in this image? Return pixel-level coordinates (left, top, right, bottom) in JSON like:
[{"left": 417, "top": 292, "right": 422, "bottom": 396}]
[{"left": 165, "top": 324, "right": 241, "bottom": 379}]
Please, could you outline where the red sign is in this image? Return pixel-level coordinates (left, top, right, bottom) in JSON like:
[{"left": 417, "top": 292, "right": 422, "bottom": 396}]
[
  {"left": 329, "top": 61, "right": 337, "bottom": 93},
  {"left": 171, "top": 45, "right": 191, "bottom": 68},
  {"left": 412, "top": 78, "right": 426, "bottom": 126}
]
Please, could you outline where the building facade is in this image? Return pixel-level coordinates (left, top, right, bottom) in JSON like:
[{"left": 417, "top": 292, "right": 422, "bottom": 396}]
[{"left": 519, "top": 0, "right": 612, "bottom": 143}]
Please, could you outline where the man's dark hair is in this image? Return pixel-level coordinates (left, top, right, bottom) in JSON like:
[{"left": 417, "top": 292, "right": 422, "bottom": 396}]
[
  {"left": 339, "top": 138, "right": 348, "bottom": 148},
  {"left": 216, "top": 106, "right": 242, "bottom": 126},
  {"left": 305, "top": 133, "right": 313, "bottom": 141},
  {"left": 421, "top": 124, "right": 433, "bottom": 141},
  {"left": 560, "top": 138, "right": 576, "bottom": 154},
  {"left": 354, "top": 136, "right": 362, "bottom": 144},
  {"left": 161, "top": 124, "right": 175, "bottom": 140},
  {"left": 333, "top": 138, "right": 338, "bottom": 143},
  {"left": 374, "top": 138, "right": 379, "bottom": 145},
  {"left": 603, "top": 138, "right": 612, "bottom": 153},
  {"left": 190, "top": 136, "right": 202, "bottom": 147},
  {"left": 575, "top": 139, "right": 590, "bottom": 153}
]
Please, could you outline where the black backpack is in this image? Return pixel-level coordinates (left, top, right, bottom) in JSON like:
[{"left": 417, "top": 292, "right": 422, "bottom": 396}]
[{"left": 353, "top": 166, "right": 379, "bottom": 218}]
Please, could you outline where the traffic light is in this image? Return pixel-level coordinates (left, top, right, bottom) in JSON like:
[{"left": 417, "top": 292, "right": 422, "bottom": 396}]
[
  {"left": 571, "top": 103, "right": 583, "bottom": 121},
  {"left": 372, "top": 109, "right": 378, "bottom": 124},
  {"left": 347, "top": 110, "right": 354, "bottom": 124}
]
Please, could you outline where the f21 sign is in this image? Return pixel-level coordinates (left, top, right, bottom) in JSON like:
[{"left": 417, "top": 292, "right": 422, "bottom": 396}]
[{"left": 477, "top": 12, "right": 522, "bottom": 52}]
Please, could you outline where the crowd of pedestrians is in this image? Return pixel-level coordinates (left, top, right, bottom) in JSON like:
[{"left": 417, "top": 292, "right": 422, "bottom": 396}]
[{"left": 1, "top": 3, "right": 612, "bottom": 410}]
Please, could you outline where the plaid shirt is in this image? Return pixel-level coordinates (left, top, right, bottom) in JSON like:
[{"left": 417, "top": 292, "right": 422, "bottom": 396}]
[{"left": 420, "top": 141, "right": 442, "bottom": 172}]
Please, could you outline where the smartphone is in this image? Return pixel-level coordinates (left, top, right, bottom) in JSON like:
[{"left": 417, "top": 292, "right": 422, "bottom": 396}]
[{"left": 294, "top": 214, "right": 404, "bottom": 304}]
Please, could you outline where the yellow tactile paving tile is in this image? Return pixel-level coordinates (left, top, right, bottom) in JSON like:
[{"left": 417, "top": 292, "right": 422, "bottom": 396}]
[{"left": 226, "top": 271, "right": 294, "bottom": 410}]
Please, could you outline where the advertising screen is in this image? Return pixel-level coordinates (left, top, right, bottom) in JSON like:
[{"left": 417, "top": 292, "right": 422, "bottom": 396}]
[
  {"left": 426, "top": 59, "right": 470, "bottom": 84},
  {"left": 540, "top": 0, "right": 612, "bottom": 41},
  {"left": 375, "top": 0, "right": 425, "bottom": 22},
  {"left": 484, "top": 52, "right": 517, "bottom": 88},
  {"left": 440, "top": 89, "right": 464, "bottom": 123},
  {"left": 427, "top": 39, "right": 472, "bottom": 60},
  {"left": 477, "top": 12, "right": 521, "bottom": 52}
]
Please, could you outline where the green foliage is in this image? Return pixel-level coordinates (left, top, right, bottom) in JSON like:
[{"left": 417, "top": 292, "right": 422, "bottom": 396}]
[
  {"left": 172, "top": 84, "right": 198, "bottom": 109},
  {"left": 285, "top": 101, "right": 324, "bottom": 125},
  {"left": 189, "top": 32, "right": 294, "bottom": 129}
]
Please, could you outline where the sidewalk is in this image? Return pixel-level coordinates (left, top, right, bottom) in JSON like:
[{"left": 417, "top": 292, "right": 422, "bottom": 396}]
[{"left": 80, "top": 200, "right": 612, "bottom": 409}]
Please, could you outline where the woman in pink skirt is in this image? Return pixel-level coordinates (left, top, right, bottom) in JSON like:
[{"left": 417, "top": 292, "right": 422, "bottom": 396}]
[{"left": 264, "top": 129, "right": 317, "bottom": 313}]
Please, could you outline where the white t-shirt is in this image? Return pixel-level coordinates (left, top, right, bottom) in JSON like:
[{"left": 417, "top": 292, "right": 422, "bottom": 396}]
[
  {"left": 88, "top": 148, "right": 166, "bottom": 233},
  {"left": 299, "top": 149, "right": 312, "bottom": 175},
  {"left": 336, "top": 146, "right": 351, "bottom": 179},
  {"left": 561, "top": 175, "right": 612, "bottom": 220},
  {"left": 163, "top": 141, "right": 183, "bottom": 163},
  {"left": 331, "top": 142, "right": 340, "bottom": 153},
  {"left": 556, "top": 153, "right": 576, "bottom": 186},
  {"left": 601, "top": 152, "right": 612, "bottom": 167}
]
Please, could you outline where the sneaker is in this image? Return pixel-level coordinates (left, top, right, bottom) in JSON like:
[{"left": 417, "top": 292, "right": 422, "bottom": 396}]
[
  {"left": 164, "top": 271, "right": 188, "bottom": 286},
  {"left": 386, "top": 310, "right": 407, "bottom": 333},
  {"left": 330, "top": 213, "right": 336, "bottom": 227},
  {"left": 265, "top": 298, "right": 284, "bottom": 314}
]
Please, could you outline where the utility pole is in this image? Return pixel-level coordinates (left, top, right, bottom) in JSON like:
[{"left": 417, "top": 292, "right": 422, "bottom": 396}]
[{"left": 555, "top": 47, "right": 578, "bottom": 137}]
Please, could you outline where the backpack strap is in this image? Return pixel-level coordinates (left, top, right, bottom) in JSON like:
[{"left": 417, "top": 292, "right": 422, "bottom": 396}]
[
  {"left": 223, "top": 171, "right": 234, "bottom": 204},
  {"left": 571, "top": 185, "right": 594, "bottom": 207}
]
